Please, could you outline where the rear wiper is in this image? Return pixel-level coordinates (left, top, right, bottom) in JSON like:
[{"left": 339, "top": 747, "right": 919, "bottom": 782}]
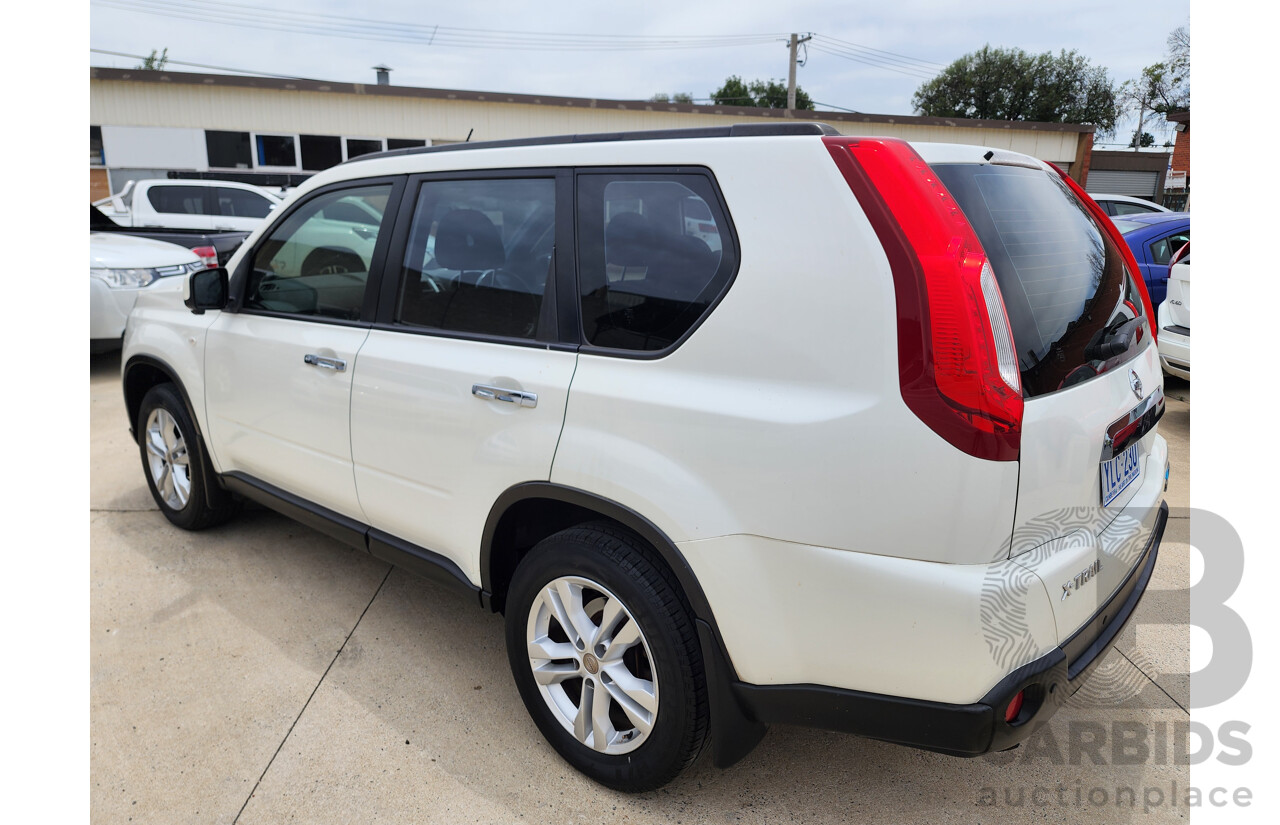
[{"left": 1085, "top": 316, "right": 1142, "bottom": 361}]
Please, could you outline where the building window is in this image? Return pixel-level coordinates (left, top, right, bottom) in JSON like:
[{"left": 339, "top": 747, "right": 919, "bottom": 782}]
[
  {"left": 300, "top": 135, "right": 343, "bottom": 171},
  {"left": 256, "top": 134, "right": 298, "bottom": 168},
  {"left": 90, "top": 126, "right": 105, "bottom": 166},
  {"left": 345, "top": 138, "right": 384, "bottom": 160},
  {"left": 387, "top": 138, "right": 426, "bottom": 151},
  {"left": 206, "top": 131, "right": 252, "bottom": 169}
]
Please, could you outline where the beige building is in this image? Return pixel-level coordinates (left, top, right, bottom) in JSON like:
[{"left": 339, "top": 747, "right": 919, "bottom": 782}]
[{"left": 90, "top": 67, "right": 1095, "bottom": 200}]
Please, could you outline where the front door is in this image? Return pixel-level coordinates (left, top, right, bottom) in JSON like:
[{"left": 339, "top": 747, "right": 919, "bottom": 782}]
[{"left": 204, "top": 180, "right": 401, "bottom": 522}]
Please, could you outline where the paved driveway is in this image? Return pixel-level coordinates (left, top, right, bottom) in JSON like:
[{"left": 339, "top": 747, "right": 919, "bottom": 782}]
[{"left": 91, "top": 352, "right": 1191, "bottom": 824}]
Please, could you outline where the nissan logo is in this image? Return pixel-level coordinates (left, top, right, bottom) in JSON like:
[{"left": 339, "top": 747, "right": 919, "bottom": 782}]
[{"left": 1129, "top": 370, "right": 1143, "bottom": 400}]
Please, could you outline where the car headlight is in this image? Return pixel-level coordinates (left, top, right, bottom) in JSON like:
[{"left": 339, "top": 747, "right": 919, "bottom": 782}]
[
  {"left": 89, "top": 262, "right": 202, "bottom": 289},
  {"left": 90, "top": 267, "right": 159, "bottom": 289}
]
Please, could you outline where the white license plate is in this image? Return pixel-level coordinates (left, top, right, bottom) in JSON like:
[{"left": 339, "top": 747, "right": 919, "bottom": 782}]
[{"left": 1101, "top": 442, "right": 1142, "bottom": 506}]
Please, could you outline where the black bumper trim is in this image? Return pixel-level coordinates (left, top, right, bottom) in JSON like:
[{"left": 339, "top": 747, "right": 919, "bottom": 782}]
[{"left": 720, "top": 501, "right": 1167, "bottom": 759}]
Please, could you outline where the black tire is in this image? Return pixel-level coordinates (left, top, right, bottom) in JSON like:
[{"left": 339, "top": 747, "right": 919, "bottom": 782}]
[
  {"left": 505, "top": 522, "right": 708, "bottom": 792},
  {"left": 137, "top": 383, "right": 238, "bottom": 531}
]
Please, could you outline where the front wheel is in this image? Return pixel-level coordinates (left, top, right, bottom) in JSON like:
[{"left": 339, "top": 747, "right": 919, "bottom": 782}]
[
  {"left": 505, "top": 523, "right": 708, "bottom": 792},
  {"left": 137, "top": 383, "right": 237, "bottom": 530}
]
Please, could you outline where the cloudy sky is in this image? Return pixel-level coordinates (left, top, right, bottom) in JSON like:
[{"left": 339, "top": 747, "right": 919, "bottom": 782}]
[{"left": 89, "top": 0, "right": 1188, "bottom": 146}]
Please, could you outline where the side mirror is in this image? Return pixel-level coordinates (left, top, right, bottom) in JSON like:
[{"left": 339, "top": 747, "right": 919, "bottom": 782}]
[{"left": 184, "top": 267, "right": 229, "bottom": 314}]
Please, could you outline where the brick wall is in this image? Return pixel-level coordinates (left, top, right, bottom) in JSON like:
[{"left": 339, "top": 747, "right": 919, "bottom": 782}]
[{"left": 1171, "top": 125, "right": 1190, "bottom": 183}]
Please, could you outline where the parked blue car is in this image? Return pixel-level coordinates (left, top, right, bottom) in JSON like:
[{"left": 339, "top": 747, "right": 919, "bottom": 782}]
[{"left": 1111, "top": 213, "right": 1190, "bottom": 307}]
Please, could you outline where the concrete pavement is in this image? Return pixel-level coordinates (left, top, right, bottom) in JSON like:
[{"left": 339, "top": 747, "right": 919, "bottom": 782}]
[{"left": 91, "top": 351, "right": 1192, "bottom": 823}]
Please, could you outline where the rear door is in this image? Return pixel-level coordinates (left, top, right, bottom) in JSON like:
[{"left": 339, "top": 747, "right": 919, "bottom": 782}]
[
  {"left": 212, "top": 186, "right": 277, "bottom": 231},
  {"left": 350, "top": 171, "right": 578, "bottom": 584},
  {"left": 932, "top": 159, "right": 1167, "bottom": 644}
]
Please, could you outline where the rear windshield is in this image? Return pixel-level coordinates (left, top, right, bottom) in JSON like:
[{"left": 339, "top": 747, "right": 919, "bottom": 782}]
[{"left": 932, "top": 163, "right": 1147, "bottom": 398}]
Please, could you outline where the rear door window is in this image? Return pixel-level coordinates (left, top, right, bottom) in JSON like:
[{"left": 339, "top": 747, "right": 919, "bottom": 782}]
[
  {"left": 933, "top": 163, "right": 1149, "bottom": 397},
  {"left": 576, "top": 173, "right": 736, "bottom": 352},
  {"left": 215, "top": 187, "right": 273, "bottom": 219},
  {"left": 1149, "top": 230, "right": 1191, "bottom": 266},
  {"left": 395, "top": 177, "right": 556, "bottom": 341}
]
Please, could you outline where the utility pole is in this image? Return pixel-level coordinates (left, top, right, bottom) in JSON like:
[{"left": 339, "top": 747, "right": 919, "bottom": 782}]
[{"left": 787, "top": 33, "right": 812, "bottom": 111}]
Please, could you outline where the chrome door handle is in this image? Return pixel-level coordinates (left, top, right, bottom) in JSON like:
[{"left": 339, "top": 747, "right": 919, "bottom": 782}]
[
  {"left": 472, "top": 384, "right": 538, "bottom": 408},
  {"left": 304, "top": 354, "right": 347, "bottom": 372}
]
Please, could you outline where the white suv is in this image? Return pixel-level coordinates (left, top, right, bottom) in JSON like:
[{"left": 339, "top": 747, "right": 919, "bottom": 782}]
[{"left": 121, "top": 124, "right": 1170, "bottom": 791}]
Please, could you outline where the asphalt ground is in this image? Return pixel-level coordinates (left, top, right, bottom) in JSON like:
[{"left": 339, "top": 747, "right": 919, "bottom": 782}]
[{"left": 91, "top": 353, "right": 1193, "bottom": 824}]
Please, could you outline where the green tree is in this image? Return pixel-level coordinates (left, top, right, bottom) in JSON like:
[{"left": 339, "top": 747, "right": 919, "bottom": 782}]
[
  {"left": 912, "top": 45, "right": 1118, "bottom": 134},
  {"left": 1129, "top": 131, "right": 1155, "bottom": 148},
  {"left": 711, "top": 75, "right": 813, "bottom": 109},
  {"left": 649, "top": 92, "right": 696, "bottom": 104},
  {"left": 135, "top": 48, "right": 169, "bottom": 71}
]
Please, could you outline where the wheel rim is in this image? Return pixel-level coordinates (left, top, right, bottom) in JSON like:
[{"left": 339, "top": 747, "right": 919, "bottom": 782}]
[
  {"left": 526, "top": 575, "right": 659, "bottom": 755},
  {"left": 144, "top": 408, "right": 192, "bottom": 511}
]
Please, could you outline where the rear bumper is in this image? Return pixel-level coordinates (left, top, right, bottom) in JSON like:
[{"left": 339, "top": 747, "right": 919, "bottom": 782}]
[
  {"left": 1158, "top": 330, "right": 1190, "bottom": 379},
  {"left": 715, "top": 500, "right": 1167, "bottom": 760}
]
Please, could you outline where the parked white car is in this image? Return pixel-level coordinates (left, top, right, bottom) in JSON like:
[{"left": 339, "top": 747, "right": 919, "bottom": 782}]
[
  {"left": 91, "top": 233, "right": 205, "bottom": 352},
  {"left": 121, "top": 125, "right": 1170, "bottom": 791},
  {"left": 1090, "top": 193, "right": 1172, "bottom": 217},
  {"left": 1157, "top": 243, "right": 1190, "bottom": 379},
  {"left": 95, "top": 179, "right": 281, "bottom": 232}
]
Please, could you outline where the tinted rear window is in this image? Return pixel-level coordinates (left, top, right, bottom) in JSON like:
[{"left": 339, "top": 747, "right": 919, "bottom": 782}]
[{"left": 932, "top": 163, "right": 1146, "bottom": 397}]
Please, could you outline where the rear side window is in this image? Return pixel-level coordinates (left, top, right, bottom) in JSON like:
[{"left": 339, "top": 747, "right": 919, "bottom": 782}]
[
  {"left": 395, "top": 178, "right": 556, "bottom": 341},
  {"left": 576, "top": 173, "right": 736, "bottom": 352},
  {"left": 215, "top": 187, "right": 273, "bottom": 219},
  {"left": 933, "top": 164, "right": 1148, "bottom": 397},
  {"left": 1149, "top": 230, "right": 1191, "bottom": 266},
  {"left": 147, "top": 185, "right": 209, "bottom": 215}
]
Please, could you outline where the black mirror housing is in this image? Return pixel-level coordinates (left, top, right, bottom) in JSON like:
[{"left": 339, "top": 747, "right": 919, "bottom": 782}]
[{"left": 185, "top": 267, "right": 229, "bottom": 314}]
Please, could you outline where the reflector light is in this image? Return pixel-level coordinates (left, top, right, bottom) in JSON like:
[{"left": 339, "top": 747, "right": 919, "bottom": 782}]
[
  {"left": 1005, "top": 690, "right": 1025, "bottom": 723},
  {"left": 824, "top": 137, "right": 1023, "bottom": 461},
  {"left": 191, "top": 246, "right": 219, "bottom": 270}
]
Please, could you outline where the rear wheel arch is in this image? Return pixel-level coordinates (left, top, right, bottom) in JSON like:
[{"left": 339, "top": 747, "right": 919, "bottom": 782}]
[
  {"left": 481, "top": 482, "right": 768, "bottom": 769},
  {"left": 481, "top": 484, "right": 715, "bottom": 625}
]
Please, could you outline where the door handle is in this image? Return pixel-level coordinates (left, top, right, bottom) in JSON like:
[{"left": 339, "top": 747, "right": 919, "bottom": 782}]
[
  {"left": 304, "top": 353, "right": 347, "bottom": 372},
  {"left": 472, "top": 384, "right": 538, "bottom": 408}
]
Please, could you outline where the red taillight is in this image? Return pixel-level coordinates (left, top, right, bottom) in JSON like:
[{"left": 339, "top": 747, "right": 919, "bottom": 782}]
[
  {"left": 191, "top": 246, "right": 219, "bottom": 270},
  {"left": 1005, "top": 690, "right": 1025, "bottom": 723},
  {"left": 823, "top": 137, "right": 1022, "bottom": 462},
  {"left": 1047, "top": 166, "right": 1157, "bottom": 344}
]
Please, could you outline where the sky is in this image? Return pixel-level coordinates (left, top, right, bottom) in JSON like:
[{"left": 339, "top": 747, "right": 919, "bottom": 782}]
[{"left": 88, "top": 0, "right": 1189, "bottom": 147}]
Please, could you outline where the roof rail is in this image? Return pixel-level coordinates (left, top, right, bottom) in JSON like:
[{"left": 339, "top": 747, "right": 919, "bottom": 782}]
[{"left": 344, "top": 122, "right": 841, "bottom": 165}]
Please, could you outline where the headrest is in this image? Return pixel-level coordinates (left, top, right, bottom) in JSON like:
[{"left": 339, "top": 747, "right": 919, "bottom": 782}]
[
  {"left": 605, "top": 211, "right": 654, "bottom": 267},
  {"left": 435, "top": 209, "right": 505, "bottom": 270}
]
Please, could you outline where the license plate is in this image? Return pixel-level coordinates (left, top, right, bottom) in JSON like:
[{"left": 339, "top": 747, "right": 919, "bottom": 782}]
[{"left": 1101, "top": 442, "right": 1142, "bottom": 506}]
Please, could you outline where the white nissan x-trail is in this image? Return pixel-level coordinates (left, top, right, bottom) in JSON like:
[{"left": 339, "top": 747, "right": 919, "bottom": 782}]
[{"left": 121, "top": 123, "right": 1170, "bottom": 791}]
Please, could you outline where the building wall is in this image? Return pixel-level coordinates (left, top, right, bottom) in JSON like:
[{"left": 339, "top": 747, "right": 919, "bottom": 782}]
[
  {"left": 90, "top": 75, "right": 1088, "bottom": 171},
  {"left": 1171, "top": 125, "right": 1190, "bottom": 183}
]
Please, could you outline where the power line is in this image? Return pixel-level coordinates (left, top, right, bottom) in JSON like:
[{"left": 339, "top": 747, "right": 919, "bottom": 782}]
[
  {"left": 92, "top": 0, "right": 786, "bottom": 50},
  {"left": 808, "top": 44, "right": 937, "bottom": 80},
  {"left": 89, "top": 48, "right": 320, "bottom": 80},
  {"left": 813, "top": 34, "right": 946, "bottom": 68}
]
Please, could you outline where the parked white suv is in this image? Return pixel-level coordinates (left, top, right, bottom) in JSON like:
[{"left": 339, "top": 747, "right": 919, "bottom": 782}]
[
  {"left": 90, "top": 233, "right": 204, "bottom": 352},
  {"left": 121, "top": 124, "right": 1170, "bottom": 791}
]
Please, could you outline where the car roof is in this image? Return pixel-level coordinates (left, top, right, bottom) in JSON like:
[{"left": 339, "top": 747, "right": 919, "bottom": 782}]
[{"left": 1111, "top": 212, "right": 1189, "bottom": 228}]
